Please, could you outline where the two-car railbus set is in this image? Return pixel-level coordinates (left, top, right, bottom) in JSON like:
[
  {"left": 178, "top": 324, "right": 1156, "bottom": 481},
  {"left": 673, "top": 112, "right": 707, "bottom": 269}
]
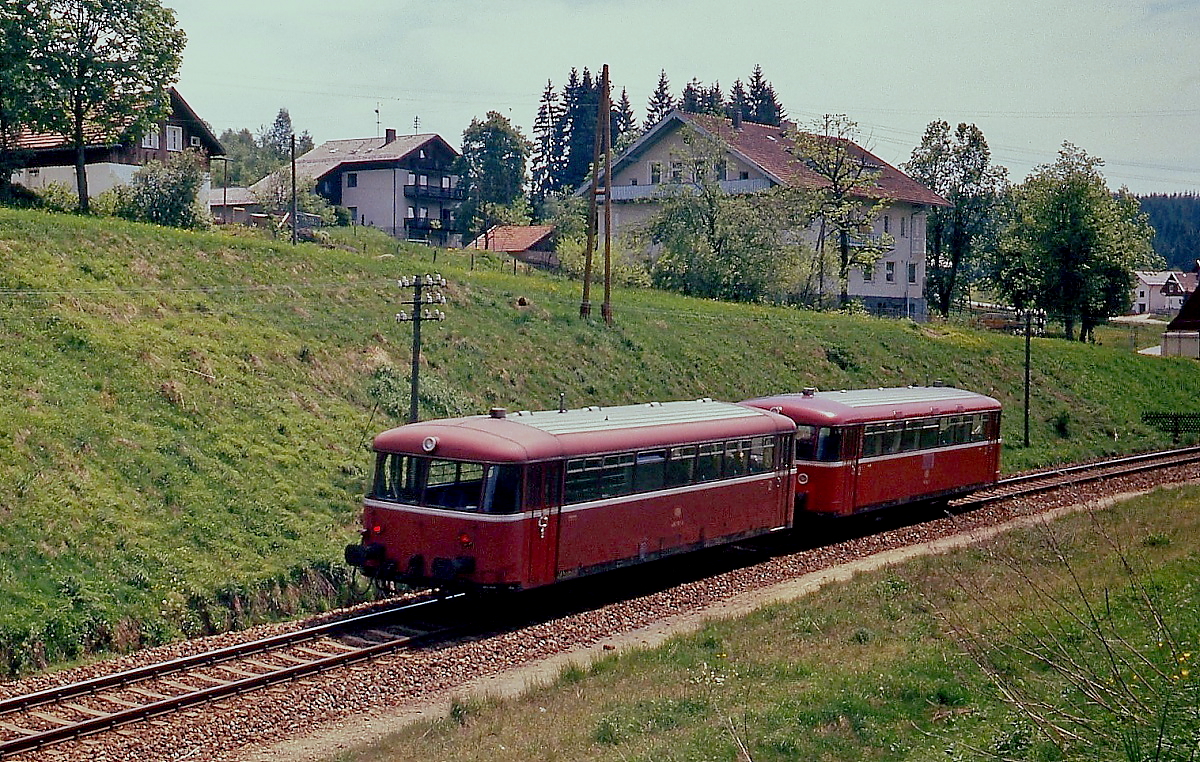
[{"left": 344, "top": 386, "right": 1002, "bottom": 591}]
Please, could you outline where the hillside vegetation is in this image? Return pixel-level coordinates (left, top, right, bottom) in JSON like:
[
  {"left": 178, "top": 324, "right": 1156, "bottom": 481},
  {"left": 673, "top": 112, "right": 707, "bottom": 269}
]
[{"left": 1, "top": 208, "right": 1198, "bottom": 674}]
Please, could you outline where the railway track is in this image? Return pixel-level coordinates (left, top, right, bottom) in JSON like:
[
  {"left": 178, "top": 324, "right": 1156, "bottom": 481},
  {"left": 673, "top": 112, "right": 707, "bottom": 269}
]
[
  {"left": 0, "top": 594, "right": 467, "bottom": 759},
  {"left": 958, "top": 445, "right": 1200, "bottom": 508},
  {"left": 3, "top": 445, "right": 1199, "bottom": 759}
]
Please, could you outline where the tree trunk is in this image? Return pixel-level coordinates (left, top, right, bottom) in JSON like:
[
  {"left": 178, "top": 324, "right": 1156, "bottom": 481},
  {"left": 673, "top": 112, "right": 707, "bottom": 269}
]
[
  {"left": 73, "top": 98, "right": 89, "bottom": 214},
  {"left": 838, "top": 229, "right": 850, "bottom": 307}
]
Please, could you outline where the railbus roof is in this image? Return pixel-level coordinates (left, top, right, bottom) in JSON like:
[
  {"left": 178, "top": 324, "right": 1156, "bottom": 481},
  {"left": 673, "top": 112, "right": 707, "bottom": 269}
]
[
  {"left": 741, "top": 386, "right": 1001, "bottom": 426},
  {"left": 371, "top": 399, "right": 795, "bottom": 463}
]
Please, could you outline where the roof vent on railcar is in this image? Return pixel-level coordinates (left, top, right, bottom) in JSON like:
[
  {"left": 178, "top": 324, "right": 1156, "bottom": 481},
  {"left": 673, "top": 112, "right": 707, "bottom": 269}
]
[{"left": 489, "top": 407, "right": 507, "bottom": 419}]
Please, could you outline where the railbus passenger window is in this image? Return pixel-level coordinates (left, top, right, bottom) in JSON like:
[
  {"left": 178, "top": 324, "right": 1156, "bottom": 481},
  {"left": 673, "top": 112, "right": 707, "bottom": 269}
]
[
  {"left": 861, "top": 424, "right": 883, "bottom": 458},
  {"left": 634, "top": 451, "right": 666, "bottom": 493},
  {"left": 900, "top": 421, "right": 920, "bottom": 452},
  {"left": 665, "top": 446, "right": 695, "bottom": 486},
  {"left": 724, "top": 440, "right": 750, "bottom": 477},
  {"left": 970, "top": 414, "right": 986, "bottom": 441},
  {"left": 695, "top": 443, "right": 722, "bottom": 481},
  {"left": 565, "top": 457, "right": 604, "bottom": 503},
  {"left": 748, "top": 436, "right": 774, "bottom": 473},
  {"left": 916, "top": 418, "right": 940, "bottom": 449},
  {"left": 600, "top": 453, "right": 634, "bottom": 497}
]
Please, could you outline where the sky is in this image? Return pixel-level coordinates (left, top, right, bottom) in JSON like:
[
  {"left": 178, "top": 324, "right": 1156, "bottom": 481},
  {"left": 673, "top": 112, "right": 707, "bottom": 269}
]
[{"left": 167, "top": 0, "right": 1200, "bottom": 195}]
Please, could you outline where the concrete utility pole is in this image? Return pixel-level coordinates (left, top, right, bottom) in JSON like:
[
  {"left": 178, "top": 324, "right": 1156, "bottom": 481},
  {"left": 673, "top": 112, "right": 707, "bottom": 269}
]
[{"left": 396, "top": 274, "right": 448, "bottom": 423}]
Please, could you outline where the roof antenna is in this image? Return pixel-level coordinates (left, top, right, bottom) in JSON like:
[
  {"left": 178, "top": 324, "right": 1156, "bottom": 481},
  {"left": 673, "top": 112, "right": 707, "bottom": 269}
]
[
  {"left": 413, "top": 115, "right": 421, "bottom": 134},
  {"left": 374, "top": 103, "right": 380, "bottom": 137}
]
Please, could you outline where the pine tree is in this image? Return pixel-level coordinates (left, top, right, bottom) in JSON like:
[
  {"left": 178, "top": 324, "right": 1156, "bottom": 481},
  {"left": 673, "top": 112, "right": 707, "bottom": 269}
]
[
  {"left": 561, "top": 67, "right": 600, "bottom": 191},
  {"left": 613, "top": 87, "right": 636, "bottom": 145},
  {"left": 643, "top": 69, "right": 675, "bottom": 131},
  {"left": 728, "top": 79, "right": 751, "bottom": 123},
  {"left": 680, "top": 78, "right": 702, "bottom": 114},
  {"left": 746, "top": 64, "right": 785, "bottom": 125},
  {"left": 701, "top": 81, "right": 725, "bottom": 117},
  {"left": 530, "top": 79, "right": 564, "bottom": 204}
]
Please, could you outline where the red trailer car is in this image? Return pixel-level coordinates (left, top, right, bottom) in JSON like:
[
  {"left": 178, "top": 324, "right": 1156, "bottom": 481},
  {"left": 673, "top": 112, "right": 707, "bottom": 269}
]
[
  {"left": 345, "top": 399, "right": 796, "bottom": 590},
  {"left": 741, "top": 386, "right": 1002, "bottom": 517}
]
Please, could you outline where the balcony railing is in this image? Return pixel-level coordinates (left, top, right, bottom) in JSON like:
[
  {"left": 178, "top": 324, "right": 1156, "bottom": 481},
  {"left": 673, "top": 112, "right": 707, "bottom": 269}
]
[
  {"left": 404, "top": 184, "right": 464, "bottom": 202},
  {"left": 404, "top": 217, "right": 448, "bottom": 232}
]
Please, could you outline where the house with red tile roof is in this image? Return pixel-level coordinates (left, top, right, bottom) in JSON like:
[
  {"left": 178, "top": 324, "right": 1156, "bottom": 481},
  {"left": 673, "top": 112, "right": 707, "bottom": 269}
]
[
  {"left": 10, "top": 88, "right": 223, "bottom": 199},
  {"left": 468, "top": 224, "right": 558, "bottom": 268},
  {"left": 261, "top": 129, "right": 463, "bottom": 246},
  {"left": 580, "top": 110, "right": 948, "bottom": 319}
]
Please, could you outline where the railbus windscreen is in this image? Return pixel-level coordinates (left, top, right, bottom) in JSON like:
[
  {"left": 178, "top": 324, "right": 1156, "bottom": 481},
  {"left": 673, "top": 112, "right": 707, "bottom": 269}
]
[{"left": 371, "top": 453, "right": 523, "bottom": 514}]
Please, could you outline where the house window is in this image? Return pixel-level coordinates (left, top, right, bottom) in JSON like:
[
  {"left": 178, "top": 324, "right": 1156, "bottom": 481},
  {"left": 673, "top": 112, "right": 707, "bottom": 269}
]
[
  {"left": 165, "top": 125, "right": 183, "bottom": 152},
  {"left": 739, "top": 171, "right": 749, "bottom": 181},
  {"left": 650, "top": 162, "right": 662, "bottom": 184},
  {"left": 670, "top": 161, "right": 683, "bottom": 183},
  {"left": 419, "top": 174, "right": 428, "bottom": 186},
  {"left": 862, "top": 265, "right": 874, "bottom": 282},
  {"left": 883, "top": 216, "right": 890, "bottom": 234},
  {"left": 420, "top": 207, "right": 429, "bottom": 219},
  {"left": 900, "top": 216, "right": 907, "bottom": 237},
  {"left": 346, "top": 173, "right": 358, "bottom": 188},
  {"left": 716, "top": 160, "right": 728, "bottom": 181},
  {"left": 694, "top": 160, "right": 705, "bottom": 181},
  {"left": 885, "top": 262, "right": 896, "bottom": 283},
  {"left": 141, "top": 131, "right": 160, "bottom": 150},
  {"left": 442, "top": 176, "right": 451, "bottom": 189},
  {"left": 630, "top": 178, "right": 638, "bottom": 186},
  {"left": 907, "top": 262, "right": 918, "bottom": 284},
  {"left": 408, "top": 206, "right": 416, "bottom": 218},
  {"left": 348, "top": 206, "right": 357, "bottom": 222}
]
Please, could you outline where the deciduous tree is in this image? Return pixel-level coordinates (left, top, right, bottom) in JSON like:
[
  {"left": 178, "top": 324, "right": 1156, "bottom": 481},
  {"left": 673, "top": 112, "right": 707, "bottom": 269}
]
[
  {"left": 457, "top": 110, "right": 532, "bottom": 239},
  {"left": 789, "top": 114, "right": 891, "bottom": 306},
  {"left": 992, "top": 143, "right": 1158, "bottom": 341},
  {"left": 36, "top": 0, "right": 186, "bottom": 213},
  {"left": 0, "top": 2, "right": 52, "bottom": 193},
  {"left": 905, "top": 120, "right": 1008, "bottom": 316}
]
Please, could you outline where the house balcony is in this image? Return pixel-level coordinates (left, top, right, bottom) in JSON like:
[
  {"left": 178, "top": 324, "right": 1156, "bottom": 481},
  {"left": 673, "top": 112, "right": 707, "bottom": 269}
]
[
  {"left": 404, "top": 217, "right": 447, "bottom": 232},
  {"left": 404, "top": 184, "right": 465, "bottom": 202}
]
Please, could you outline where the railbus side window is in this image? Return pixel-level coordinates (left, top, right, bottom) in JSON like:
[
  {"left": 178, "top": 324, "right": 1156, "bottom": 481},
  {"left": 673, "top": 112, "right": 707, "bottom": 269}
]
[
  {"left": 794, "top": 425, "right": 818, "bottom": 461},
  {"left": 601, "top": 453, "right": 635, "bottom": 497},
  {"left": 634, "top": 450, "right": 667, "bottom": 493},
  {"left": 481, "top": 465, "right": 522, "bottom": 514},
  {"left": 815, "top": 427, "right": 843, "bottom": 461},
  {"left": 861, "top": 424, "right": 883, "bottom": 458},
  {"left": 695, "top": 442, "right": 722, "bottom": 482},
  {"left": 724, "top": 440, "right": 749, "bottom": 477},
  {"left": 665, "top": 445, "right": 695, "bottom": 487},
  {"left": 748, "top": 436, "right": 774, "bottom": 473}
]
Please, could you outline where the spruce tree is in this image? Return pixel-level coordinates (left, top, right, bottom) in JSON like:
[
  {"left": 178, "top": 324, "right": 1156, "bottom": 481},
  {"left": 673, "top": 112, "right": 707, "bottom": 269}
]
[
  {"left": 680, "top": 78, "right": 702, "bottom": 113},
  {"left": 728, "top": 79, "right": 751, "bottom": 123},
  {"left": 643, "top": 69, "right": 675, "bottom": 130},
  {"left": 530, "top": 79, "right": 564, "bottom": 204},
  {"left": 613, "top": 87, "right": 636, "bottom": 145},
  {"left": 746, "top": 64, "right": 785, "bottom": 126}
]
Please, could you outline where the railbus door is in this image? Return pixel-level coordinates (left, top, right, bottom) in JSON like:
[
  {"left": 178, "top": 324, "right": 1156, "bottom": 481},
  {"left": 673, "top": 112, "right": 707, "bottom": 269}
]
[{"left": 524, "top": 462, "right": 561, "bottom": 588}]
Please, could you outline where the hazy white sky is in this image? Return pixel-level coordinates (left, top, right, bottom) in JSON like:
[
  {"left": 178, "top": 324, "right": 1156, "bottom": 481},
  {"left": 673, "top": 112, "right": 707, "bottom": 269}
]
[{"left": 168, "top": 0, "right": 1200, "bottom": 194}]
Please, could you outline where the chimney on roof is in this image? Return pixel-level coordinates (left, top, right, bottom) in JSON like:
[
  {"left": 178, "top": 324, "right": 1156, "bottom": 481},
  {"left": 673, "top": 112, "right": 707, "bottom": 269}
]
[
  {"left": 731, "top": 109, "right": 742, "bottom": 130},
  {"left": 384, "top": 128, "right": 396, "bottom": 144}
]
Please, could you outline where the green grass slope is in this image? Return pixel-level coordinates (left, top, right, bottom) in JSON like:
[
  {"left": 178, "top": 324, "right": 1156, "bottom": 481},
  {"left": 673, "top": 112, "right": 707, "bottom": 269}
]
[{"left": 0, "top": 207, "right": 1197, "bottom": 673}]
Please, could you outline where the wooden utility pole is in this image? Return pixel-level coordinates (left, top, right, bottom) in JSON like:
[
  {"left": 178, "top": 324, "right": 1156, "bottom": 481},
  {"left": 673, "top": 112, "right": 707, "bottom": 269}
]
[
  {"left": 290, "top": 134, "right": 298, "bottom": 245},
  {"left": 581, "top": 64, "right": 614, "bottom": 322}
]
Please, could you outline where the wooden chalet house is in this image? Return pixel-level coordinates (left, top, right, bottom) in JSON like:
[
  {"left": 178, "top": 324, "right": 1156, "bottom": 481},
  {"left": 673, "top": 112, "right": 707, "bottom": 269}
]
[
  {"left": 10, "top": 88, "right": 224, "bottom": 197},
  {"left": 578, "top": 109, "right": 948, "bottom": 320},
  {"left": 271, "top": 129, "right": 463, "bottom": 246}
]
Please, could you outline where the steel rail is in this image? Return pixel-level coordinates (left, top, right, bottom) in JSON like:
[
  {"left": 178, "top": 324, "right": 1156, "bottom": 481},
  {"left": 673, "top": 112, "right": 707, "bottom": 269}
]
[{"left": 0, "top": 593, "right": 464, "bottom": 758}]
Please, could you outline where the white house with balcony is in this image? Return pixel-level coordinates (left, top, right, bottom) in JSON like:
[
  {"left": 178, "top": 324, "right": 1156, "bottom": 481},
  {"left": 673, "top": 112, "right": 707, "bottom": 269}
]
[
  {"left": 257, "top": 128, "right": 463, "bottom": 246},
  {"left": 579, "top": 110, "right": 948, "bottom": 319}
]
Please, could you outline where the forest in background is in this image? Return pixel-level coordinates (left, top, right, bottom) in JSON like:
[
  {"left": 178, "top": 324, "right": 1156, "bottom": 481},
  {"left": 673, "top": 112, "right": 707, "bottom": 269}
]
[{"left": 1137, "top": 193, "right": 1200, "bottom": 271}]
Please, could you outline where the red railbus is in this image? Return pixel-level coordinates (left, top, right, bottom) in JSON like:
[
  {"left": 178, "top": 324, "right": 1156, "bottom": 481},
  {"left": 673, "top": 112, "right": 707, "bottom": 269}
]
[
  {"left": 345, "top": 399, "right": 796, "bottom": 590},
  {"left": 740, "top": 386, "right": 1002, "bottom": 517}
]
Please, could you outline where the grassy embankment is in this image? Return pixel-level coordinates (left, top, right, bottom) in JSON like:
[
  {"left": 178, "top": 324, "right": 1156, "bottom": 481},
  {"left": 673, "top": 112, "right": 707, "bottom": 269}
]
[
  {"left": 337, "top": 486, "right": 1200, "bottom": 762},
  {"left": 1, "top": 205, "right": 1198, "bottom": 674}
]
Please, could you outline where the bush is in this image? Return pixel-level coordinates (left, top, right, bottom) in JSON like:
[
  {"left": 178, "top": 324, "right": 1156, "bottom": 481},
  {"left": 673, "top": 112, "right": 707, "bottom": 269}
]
[{"left": 115, "top": 151, "right": 210, "bottom": 229}]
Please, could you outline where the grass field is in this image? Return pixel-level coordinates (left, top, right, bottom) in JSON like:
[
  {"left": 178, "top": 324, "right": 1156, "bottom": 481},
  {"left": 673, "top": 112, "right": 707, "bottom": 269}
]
[
  {"left": 1, "top": 206, "right": 1198, "bottom": 674},
  {"left": 336, "top": 486, "right": 1200, "bottom": 762}
]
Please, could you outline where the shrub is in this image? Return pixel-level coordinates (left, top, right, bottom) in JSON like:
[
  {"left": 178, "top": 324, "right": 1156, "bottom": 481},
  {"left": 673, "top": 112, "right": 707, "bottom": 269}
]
[{"left": 115, "top": 151, "right": 210, "bottom": 229}]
